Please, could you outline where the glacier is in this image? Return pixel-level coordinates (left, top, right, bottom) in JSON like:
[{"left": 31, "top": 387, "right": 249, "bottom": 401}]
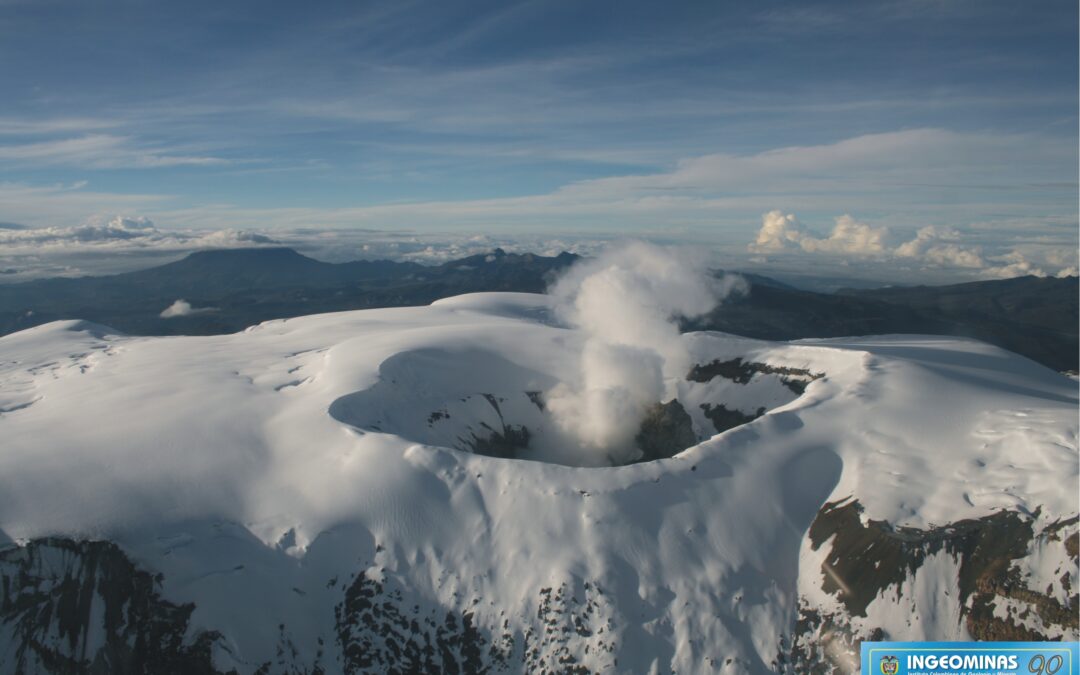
[{"left": 0, "top": 292, "right": 1076, "bottom": 673}]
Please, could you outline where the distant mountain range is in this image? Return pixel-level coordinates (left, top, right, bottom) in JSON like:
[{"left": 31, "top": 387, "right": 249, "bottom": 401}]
[
  {"left": 692, "top": 273, "right": 1079, "bottom": 372},
  {"left": 0, "top": 247, "right": 578, "bottom": 338},
  {"left": 1, "top": 247, "right": 1075, "bottom": 370}
]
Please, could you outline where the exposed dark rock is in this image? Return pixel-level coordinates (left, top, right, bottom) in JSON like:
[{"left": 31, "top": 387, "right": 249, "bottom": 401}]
[
  {"left": 335, "top": 569, "right": 509, "bottom": 674},
  {"left": 633, "top": 399, "right": 697, "bottom": 462},
  {"left": 525, "top": 391, "right": 545, "bottom": 411},
  {"left": 700, "top": 403, "right": 766, "bottom": 434},
  {"left": 334, "top": 569, "right": 615, "bottom": 674},
  {"left": 456, "top": 393, "right": 532, "bottom": 460},
  {"left": 523, "top": 581, "right": 615, "bottom": 674},
  {"left": 686, "top": 358, "right": 822, "bottom": 394},
  {"left": 0, "top": 538, "right": 230, "bottom": 675},
  {"left": 465, "top": 424, "right": 531, "bottom": 460},
  {"left": 785, "top": 499, "right": 1079, "bottom": 672}
]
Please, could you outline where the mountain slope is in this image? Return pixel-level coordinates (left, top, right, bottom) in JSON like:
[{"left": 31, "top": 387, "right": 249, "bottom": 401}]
[
  {"left": 0, "top": 247, "right": 579, "bottom": 338},
  {"left": 1, "top": 249, "right": 1074, "bottom": 372},
  {"left": 693, "top": 274, "right": 1079, "bottom": 372},
  {"left": 0, "top": 293, "right": 1075, "bottom": 673}
]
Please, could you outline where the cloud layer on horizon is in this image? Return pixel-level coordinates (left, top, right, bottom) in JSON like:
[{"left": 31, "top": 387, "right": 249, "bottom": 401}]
[
  {"left": 0, "top": 215, "right": 615, "bottom": 280},
  {"left": 749, "top": 210, "right": 1078, "bottom": 279}
]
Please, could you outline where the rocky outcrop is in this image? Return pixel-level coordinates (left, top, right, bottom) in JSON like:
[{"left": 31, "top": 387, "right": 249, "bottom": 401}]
[
  {"left": 633, "top": 399, "right": 697, "bottom": 462},
  {"left": 687, "top": 357, "right": 822, "bottom": 394},
  {"left": 700, "top": 402, "right": 766, "bottom": 434},
  {"left": 785, "top": 499, "right": 1079, "bottom": 673},
  {"left": 1, "top": 538, "right": 621, "bottom": 675},
  {"left": 0, "top": 538, "right": 228, "bottom": 675}
]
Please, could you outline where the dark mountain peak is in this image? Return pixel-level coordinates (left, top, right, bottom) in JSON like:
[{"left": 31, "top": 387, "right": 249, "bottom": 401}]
[
  {"left": 721, "top": 270, "right": 794, "bottom": 291},
  {"left": 178, "top": 247, "right": 312, "bottom": 264},
  {"left": 839, "top": 274, "right": 1077, "bottom": 296},
  {"left": 440, "top": 248, "right": 573, "bottom": 270}
]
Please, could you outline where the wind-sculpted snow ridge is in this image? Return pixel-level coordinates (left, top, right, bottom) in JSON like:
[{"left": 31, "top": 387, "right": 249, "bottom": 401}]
[{"left": 0, "top": 292, "right": 1076, "bottom": 674}]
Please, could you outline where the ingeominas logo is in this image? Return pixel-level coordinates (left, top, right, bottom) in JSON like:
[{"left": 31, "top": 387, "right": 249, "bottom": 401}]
[{"left": 879, "top": 655, "right": 900, "bottom": 675}]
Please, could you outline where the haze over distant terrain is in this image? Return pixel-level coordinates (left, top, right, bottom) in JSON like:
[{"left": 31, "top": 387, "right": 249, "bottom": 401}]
[{"left": 2, "top": 246, "right": 1076, "bottom": 372}]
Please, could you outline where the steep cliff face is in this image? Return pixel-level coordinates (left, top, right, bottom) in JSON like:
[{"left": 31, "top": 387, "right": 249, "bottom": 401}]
[
  {"left": 0, "top": 538, "right": 623, "bottom": 674},
  {"left": 786, "top": 502, "right": 1079, "bottom": 673},
  {"left": 0, "top": 539, "right": 225, "bottom": 674},
  {"left": 4, "top": 504, "right": 1074, "bottom": 675}
]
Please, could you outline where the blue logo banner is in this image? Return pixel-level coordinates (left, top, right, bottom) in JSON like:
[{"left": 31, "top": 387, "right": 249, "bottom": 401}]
[{"left": 861, "top": 642, "right": 1080, "bottom": 675}]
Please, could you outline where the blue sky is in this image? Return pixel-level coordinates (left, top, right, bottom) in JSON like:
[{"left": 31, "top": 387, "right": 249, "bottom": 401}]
[{"left": 0, "top": 0, "right": 1077, "bottom": 280}]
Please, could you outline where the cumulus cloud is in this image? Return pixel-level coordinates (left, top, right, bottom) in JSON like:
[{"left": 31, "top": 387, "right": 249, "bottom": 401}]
[
  {"left": 800, "top": 214, "right": 888, "bottom": 254},
  {"left": 160, "top": 299, "right": 217, "bottom": 318},
  {"left": 542, "top": 242, "right": 744, "bottom": 465},
  {"left": 979, "top": 251, "right": 1046, "bottom": 279},
  {"left": 1042, "top": 248, "right": 1080, "bottom": 278},
  {"left": 750, "top": 210, "right": 887, "bottom": 255},
  {"left": 894, "top": 226, "right": 986, "bottom": 268},
  {"left": 894, "top": 228, "right": 1067, "bottom": 278},
  {"left": 750, "top": 211, "right": 806, "bottom": 252},
  {"left": 749, "top": 210, "right": 1076, "bottom": 280}
]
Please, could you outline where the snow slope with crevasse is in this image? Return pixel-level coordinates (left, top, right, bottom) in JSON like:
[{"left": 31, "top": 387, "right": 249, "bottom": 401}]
[{"left": 0, "top": 292, "right": 1076, "bottom": 673}]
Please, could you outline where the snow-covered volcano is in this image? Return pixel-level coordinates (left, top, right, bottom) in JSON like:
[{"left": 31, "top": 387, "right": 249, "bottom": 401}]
[{"left": 0, "top": 292, "right": 1076, "bottom": 673}]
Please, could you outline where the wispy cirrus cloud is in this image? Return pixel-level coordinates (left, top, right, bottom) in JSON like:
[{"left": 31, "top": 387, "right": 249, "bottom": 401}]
[
  {"left": 0, "top": 117, "right": 120, "bottom": 135},
  {"left": 0, "top": 134, "right": 230, "bottom": 169},
  {"left": 1, "top": 128, "right": 1075, "bottom": 238},
  {"left": 0, "top": 126, "right": 1074, "bottom": 286}
]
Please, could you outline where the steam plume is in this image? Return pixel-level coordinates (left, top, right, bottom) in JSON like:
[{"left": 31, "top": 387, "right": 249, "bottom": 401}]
[{"left": 545, "top": 242, "right": 744, "bottom": 464}]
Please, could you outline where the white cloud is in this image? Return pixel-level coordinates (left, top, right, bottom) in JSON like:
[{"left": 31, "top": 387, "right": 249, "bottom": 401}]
[
  {"left": 0, "top": 129, "right": 1073, "bottom": 253},
  {"left": 0, "top": 117, "right": 119, "bottom": 135},
  {"left": 750, "top": 211, "right": 1076, "bottom": 280},
  {"left": 749, "top": 211, "right": 887, "bottom": 255},
  {"left": 895, "top": 226, "right": 986, "bottom": 268},
  {"left": 0, "top": 215, "right": 279, "bottom": 250},
  {"left": 160, "top": 299, "right": 217, "bottom": 318},
  {"left": 0, "top": 135, "right": 228, "bottom": 169},
  {"left": 0, "top": 217, "right": 612, "bottom": 280},
  {"left": 979, "top": 251, "right": 1046, "bottom": 279},
  {"left": 799, "top": 214, "right": 888, "bottom": 255},
  {"left": 0, "top": 214, "right": 287, "bottom": 279},
  {"left": 750, "top": 210, "right": 805, "bottom": 251},
  {"left": 922, "top": 244, "right": 986, "bottom": 269}
]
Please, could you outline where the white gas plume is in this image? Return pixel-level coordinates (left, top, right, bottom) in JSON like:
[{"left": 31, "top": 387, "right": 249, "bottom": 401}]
[{"left": 545, "top": 241, "right": 745, "bottom": 464}]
